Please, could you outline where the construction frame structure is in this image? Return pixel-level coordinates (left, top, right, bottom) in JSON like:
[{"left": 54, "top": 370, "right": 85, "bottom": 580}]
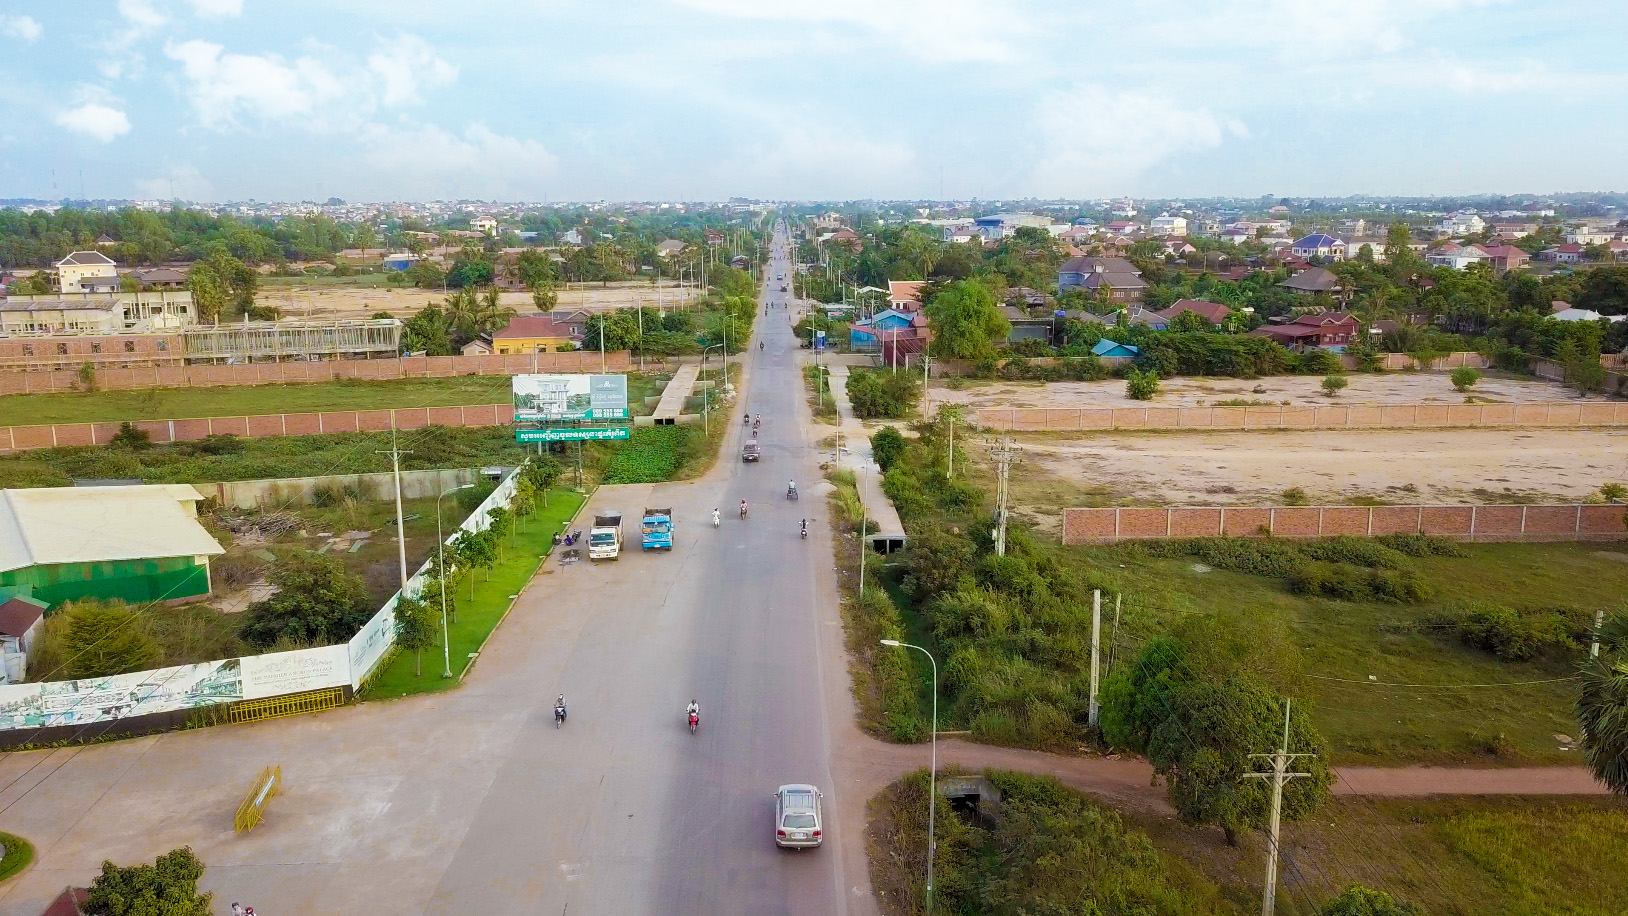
[{"left": 179, "top": 318, "right": 401, "bottom": 363}]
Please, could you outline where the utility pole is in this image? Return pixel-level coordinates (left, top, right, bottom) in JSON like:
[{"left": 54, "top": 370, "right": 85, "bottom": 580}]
[
  {"left": 1088, "top": 589, "right": 1102, "bottom": 726},
  {"left": 378, "top": 428, "right": 413, "bottom": 595},
  {"left": 945, "top": 410, "right": 956, "bottom": 478},
  {"left": 987, "top": 437, "right": 1021, "bottom": 556},
  {"left": 1244, "top": 700, "right": 1314, "bottom": 916},
  {"left": 858, "top": 462, "right": 869, "bottom": 595},
  {"left": 1592, "top": 608, "right": 1606, "bottom": 657}
]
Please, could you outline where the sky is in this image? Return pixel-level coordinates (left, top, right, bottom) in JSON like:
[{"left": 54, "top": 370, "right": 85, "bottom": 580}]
[{"left": 2, "top": 0, "right": 1627, "bottom": 203}]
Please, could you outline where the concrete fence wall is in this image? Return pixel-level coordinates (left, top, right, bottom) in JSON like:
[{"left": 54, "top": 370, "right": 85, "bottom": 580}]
[
  {"left": 1062, "top": 504, "right": 1628, "bottom": 544},
  {"left": 198, "top": 467, "right": 498, "bottom": 509},
  {"left": 0, "top": 403, "right": 516, "bottom": 454},
  {"left": 0, "top": 350, "right": 632, "bottom": 394},
  {"left": 1531, "top": 358, "right": 1627, "bottom": 395},
  {"left": 976, "top": 400, "right": 1628, "bottom": 432}
]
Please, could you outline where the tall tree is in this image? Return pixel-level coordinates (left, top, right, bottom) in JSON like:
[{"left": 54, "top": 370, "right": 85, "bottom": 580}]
[
  {"left": 1579, "top": 610, "right": 1628, "bottom": 794},
  {"left": 83, "top": 846, "right": 213, "bottom": 916},
  {"left": 239, "top": 551, "right": 373, "bottom": 648},
  {"left": 925, "top": 280, "right": 1010, "bottom": 360}
]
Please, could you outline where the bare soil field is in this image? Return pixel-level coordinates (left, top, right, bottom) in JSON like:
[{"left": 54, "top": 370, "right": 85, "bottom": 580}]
[
  {"left": 255, "top": 280, "right": 700, "bottom": 320},
  {"left": 968, "top": 428, "right": 1628, "bottom": 524},
  {"left": 933, "top": 372, "right": 1601, "bottom": 410}
]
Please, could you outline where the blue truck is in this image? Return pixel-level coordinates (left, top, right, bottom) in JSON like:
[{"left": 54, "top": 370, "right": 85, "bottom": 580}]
[{"left": 641, "top": 507, "right": 673, "bottom": 550}]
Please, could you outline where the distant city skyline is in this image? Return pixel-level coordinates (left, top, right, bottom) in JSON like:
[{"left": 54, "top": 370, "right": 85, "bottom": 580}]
[{"left": 3, "top": 2, "right": 1627, "bottom": 203}]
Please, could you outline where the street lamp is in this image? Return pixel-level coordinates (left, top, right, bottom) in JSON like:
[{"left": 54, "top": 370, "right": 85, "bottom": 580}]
[
  {"left": 701, "top": 344, "right": 723, "bottom": 434},
  {"left": 881, "top": 639, "right": 938, "bottom": 914},
  {"left": 438, "top": 483, "right": 476, "bottom": 678}
]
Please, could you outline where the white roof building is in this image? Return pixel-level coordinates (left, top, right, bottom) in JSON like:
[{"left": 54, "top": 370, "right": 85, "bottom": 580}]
[{"left": 0, "top": 485, "right": 223, "bottom": 576}]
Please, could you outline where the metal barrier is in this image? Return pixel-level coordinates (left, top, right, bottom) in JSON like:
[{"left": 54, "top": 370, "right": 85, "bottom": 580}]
[
  {"left": 225, "top": 687, "right": 346, "bottom": 724},
  {"left": 234, "top": 765, "right": 282, "bottom": 833}
]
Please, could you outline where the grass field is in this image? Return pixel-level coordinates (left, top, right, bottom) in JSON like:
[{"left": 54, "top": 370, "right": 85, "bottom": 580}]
[
  {"left": 1062, "top": 540, "right": 1627, "bottom": 765},
  {"left": 359, "top": 487, "right": 586, "bottom": 698},
  {"left": 1130, "top": 794, "right": 1628, "bottom": 916},
  {"left": 0, "top": 376, "right": 515, "bottom": 426}
]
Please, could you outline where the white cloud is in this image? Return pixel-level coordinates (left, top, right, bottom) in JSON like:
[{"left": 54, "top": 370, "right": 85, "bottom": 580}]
[
  {"left": 54, "top": 103, "right": 133, "bottom": 143},
  {"left": 134, "top": 164, "right": 215, "bottom": 200},
  {"left": 676, "top": 0, "right": 1025, "bottom": 63},
  {"left": 356, "top": 123, "right": 557, "bottom": 196},
  {"left": 187, "top": 0, "right": 245, "bottom": 17},
  {"left": 165, "top": 39, "right": 346, "bottom": 127},
  {"left": 116, "top": 0, "right": 168, "bottom": 32},
  {"left": 368, "top": 35, "right": 458, "bottom": 107},
  {"left": 1, "top": 15, "right": 43, "bottom": 42},
  {"left": 1029, "top": 85, "right": 1246, "bottom": 194}
]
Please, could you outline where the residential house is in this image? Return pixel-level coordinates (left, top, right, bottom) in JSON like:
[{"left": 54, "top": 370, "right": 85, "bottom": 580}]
[
  {"left": 1608, "top": 240, "right": 1628, "bottom": 262},
  {"left": 1057, "top": 225, "right": 1095, "bottom": 246},
  {"left": 1001, "top": 306, "right": 1054, "bottom": 345},
  {"left": 1106, "top": 220, "right": 1139, "bottom": 237},
  {"left": 943, "top": 224, "right": 982, "bottom": 244},
  {"left": 1290, "top": 234, "right": 1344, "bottom": 261},
  {"left": 704, "top": 229, "right": 725, "bottom": 246},
  {"left": 1478, "top": 244, "right": 1529, "bottom": 275},
  {"left": 1220, "top": 266, "right": 1254, "bottom": 282},
  {"left": 95, "top": 233, "right": 118, "bottom": 248},
  {"left": 490, "top": 312, "right": 589, "bottom": 353},
  {"left": 382, "top": 252, "right": 421, "bottom": 271},
  {"left": 1426, "top": 242, "right": 1490, "bottom": 270},
  {"left": 1538, "top": 244, "right": 1584, "bottom": 264},
  {"left": 1163, "top": 237, "right": 1197, "bottom": 258},
  {"left": 1157, "top": 298, "right": 1232, "bottom": 329},
  {"left": 0, "top": 595, "right": 45, "bottom": 683},
  {"left": 53, "top": 251, "right": 117, "bottom": 293},
  {"left": 1433, "top": 213, "right": 1485, "bottom": 236},
  {"left": 79, "top": 274, "right": 123, "bottom": 293},
  {"left": 1277, "top": 266, "right": 1342, "bottom": 296},
  {"left": 1220, "top": 227, "right": 1253, "bottom": 246},
  {"left": 460, "top": 337, "right": 494, "bottom": 356},
  {"left": 1552, "top": 306, "right": 1625, "bottom": 324},
  {"left": 1565, "top": 227, "right": 1612, "bottom": 246},
  {"left": 1057, "top": 256, "right": 1146, "bottom": 305},
  {"left": 1249, "top": 312, "right": 1360, "bottom": 351},
  {"left": 1338, "top": 218, "right": 1367, "bottom": 237},
  {"left": 470, "top": 216, "right": 499, "bottom": 236},
  {"left": 655, "top": 239, "right": 686, "bottom": 259},
  {"left": 850, "top": 308, "right": 918, "bottom": 350},
  {"left": 125, "top": 267, "right": 189, "bottom": 289},
  {"left": 826, "top": 228, "right": 861, "bottom": 251},
  {"left": 0, "top": 485, "right": 224, "bottom": 608},
  {"left": 1091, "top": 339, "right": 1139, "bottom": 359},
  {"left": 1343, "top": 238, "right": 1387, "bottom": 262},
  {"left": 1150, "top": 215, "right": 1188, "bottom": 237},
  {"left": 887, "top": 280, "right": 926, "bottom": 312}
]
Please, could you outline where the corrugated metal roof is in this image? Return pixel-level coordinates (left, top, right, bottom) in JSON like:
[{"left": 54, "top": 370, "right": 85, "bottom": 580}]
[{"left": 0, "top": 485, "right": 222, "bottom": 574}]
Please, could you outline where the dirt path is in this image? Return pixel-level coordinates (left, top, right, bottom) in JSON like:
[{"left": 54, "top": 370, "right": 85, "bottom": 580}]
[{"left": 933, "top": 373, "right": 1597, "bottom": 409}]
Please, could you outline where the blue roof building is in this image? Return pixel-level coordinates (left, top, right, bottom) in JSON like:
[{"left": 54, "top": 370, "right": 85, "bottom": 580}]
[{"left": 1091, "top": 339, "right": 1139, "bottom": 359}]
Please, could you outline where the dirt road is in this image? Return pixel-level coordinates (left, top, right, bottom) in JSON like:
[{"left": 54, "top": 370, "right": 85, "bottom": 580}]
[{"left": 255, "top": 280, "right": 700, "bottom": 320}]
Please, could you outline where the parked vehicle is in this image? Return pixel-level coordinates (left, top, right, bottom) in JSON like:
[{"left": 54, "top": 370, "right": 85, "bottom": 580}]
[
  {"left": 641, "top": 507, "right": 674, "bottom": 550},
  {"left": 742, "top": 442, "right": 761, "bottom": 462},
  {"left": 588, "top": 511, "right": 623, "bottom": 560},
  {"left": 773, "top": 784, "right": 823, "bottom": 848}
]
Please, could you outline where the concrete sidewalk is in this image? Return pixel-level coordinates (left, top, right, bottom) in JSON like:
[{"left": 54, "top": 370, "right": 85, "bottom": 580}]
[{"left": 820, "top": 362, "right": 905, "bottom": 549}]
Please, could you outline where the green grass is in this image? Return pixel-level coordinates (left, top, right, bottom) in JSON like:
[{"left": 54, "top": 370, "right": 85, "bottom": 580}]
[
  {"left": 0, "top": 376, "right": 515, "bottom": 426},
  {"left": 1065, "top": 540, "right": 1628, "bottom": 765},
  {"left": 0, "top": 831, "right": 35, "bottom": 883},
  {"left": 1130, "top": 795, "right": 1628, "bottom": 916},
  {"left": 358, "top": 487, "right": 587, "bottom": 698},
  {"left": 258, "top": 273, "right": 396, "bottom": 288},
  {"left": 0, "top": 424, "right": 530, "bottom": 488}
]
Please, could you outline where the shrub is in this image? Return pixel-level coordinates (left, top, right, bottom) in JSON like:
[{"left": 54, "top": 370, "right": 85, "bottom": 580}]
[
  {"left": 847, "top": 368, "right": 921, "bottom": 419},
  {"left": 1281, "top": 487, "right": 1309, "bottom": 506},
  {"left": 1450, "top": 366, "right": 1482, "bottom": 391},
  {"left": 1600, "top": 482, "right": 1627, "bottom": 502},
  {"left": 1319, "top": 884, "right": 1422, "bottom": 916},
  {"left": 1296, "top": 349, "right": 1341, "bottom": 375},
  {"left": 871, "top": 426, "right": 905, "bottom": 472},
  {"left": 1440, "top": 601, "right": 1576, "bottom": 660},
  {"left": 110, "top": 421, "right": 152, "bottom": 450},
  {"left": 1321, "top": 374, "right": 1348, "bottom": 396},
  {"left": 239, "top": 550, "right": 373, "bottom": 648},
  {"left": 46, "top": 600, "right": 162, "bottom": 679},
  {"left": 1126, "top": 368, "right": 1160, "bottom": 400},
  {"left": 1299, "top": 536, "right": 1407, "bottom": 569},
  {"left": 193, "top": 434, "right": 244, "bottom": 456},
  {"left": 84, "top": 846, "right": 212, "bottom": 916},
  {"left": 1374, "top": 533, "right": 1468, "bottom": 557}
]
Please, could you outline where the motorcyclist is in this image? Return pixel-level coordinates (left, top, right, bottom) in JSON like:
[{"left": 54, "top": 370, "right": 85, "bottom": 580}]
[
  {"left": 787, "top": 479, "right": 797, "bottom": 498},
  {"left": 740, "top": 499, "right": 748, "bottom": 518},
  {"left": 801, "top": 518, "right": 808, "bottom": 537},
  {"left": 712, "top": 508, "right": 721, "bottom": 528},
  {"left": 759, "top": 340, "right": 764, "bottom": 351},
  {"left": 687, "top": 699, "right": 699, "bottom": 719},
  {"left": 554, "top": 694, "right": 567, "bottom": 722}
]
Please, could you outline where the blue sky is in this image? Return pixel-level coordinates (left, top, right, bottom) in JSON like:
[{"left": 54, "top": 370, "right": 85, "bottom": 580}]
[{"left": 2, "top": 1, "right": 1626, "bottom": 202}]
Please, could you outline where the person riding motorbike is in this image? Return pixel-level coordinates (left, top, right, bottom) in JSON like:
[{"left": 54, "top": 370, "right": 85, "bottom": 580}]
[
  {"left": 787, "top": 479, "right": 797, "bottom": 500},
  {"left": 759, "top": 340, "right": 764, "bottom": 351},
  {"left": 686, "top": 699, "right": 700, "bottom": 725},
  {"left": 739, "top": 499, "right": 748, "bottom": 519},
  {"left": 800, "top": 518, "right": 808, "bottom": 539},
  {"left": 712, "top": 508, "right": 721, "bottom": 528},
  {"left": 554, "top": 694, "right": 567, "bottom": 725}
]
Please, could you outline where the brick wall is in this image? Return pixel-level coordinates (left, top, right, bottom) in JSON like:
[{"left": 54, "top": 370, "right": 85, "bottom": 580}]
[
  {"left": 0, "top": 350, "right": 631, "bottom": 394},
  {"left": 978, "top": 401, "right": 1628, "bottom": 431},
  {"left": 1061, "top": 504, "right": 1627, "bottom": 544},
  {"left": 1, "top": 404, "right": 519, "bottom": 454}
]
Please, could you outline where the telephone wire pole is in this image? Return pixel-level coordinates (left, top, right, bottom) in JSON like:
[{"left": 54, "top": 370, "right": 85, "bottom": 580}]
[{"left": 1243, "top": 699, "right": 1314, "bottom": 916}]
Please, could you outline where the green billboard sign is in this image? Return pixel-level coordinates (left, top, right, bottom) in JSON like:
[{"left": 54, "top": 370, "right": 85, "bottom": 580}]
[{"left": 515, "top": 426, "right": 632, "bottom": 443}]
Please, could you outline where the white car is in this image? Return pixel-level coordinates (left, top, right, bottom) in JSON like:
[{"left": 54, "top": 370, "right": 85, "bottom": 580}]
[{"left": 773, "top": 784, "right": 823, "bottom": 848}]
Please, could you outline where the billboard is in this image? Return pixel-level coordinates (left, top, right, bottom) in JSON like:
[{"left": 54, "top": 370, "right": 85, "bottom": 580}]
[
  {"left": 515, "top": 427, "right": 631, "bottom": 443},
  {"left": 513, "top": 374, "right": 629, "bottom": 422}
]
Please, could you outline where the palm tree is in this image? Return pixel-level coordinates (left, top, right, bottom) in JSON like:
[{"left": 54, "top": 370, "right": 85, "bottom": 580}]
[
  {"left": 1578, "top": 610, "right": 1628, "bottom": 795},
  {"left": 475, "top": 285, "right": 515, "bottom": 334}
]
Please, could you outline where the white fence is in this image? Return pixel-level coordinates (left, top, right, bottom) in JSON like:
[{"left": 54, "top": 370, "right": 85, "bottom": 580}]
[{"left": 0, "top": 464, "right": 527, "bottom": 734}]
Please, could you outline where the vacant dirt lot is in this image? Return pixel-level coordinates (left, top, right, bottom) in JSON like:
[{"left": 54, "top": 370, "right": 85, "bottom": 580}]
[
  {"left": 256, "top": 281, "right": 699, "bottom": 320},
  {"left": 934, "top": 372, "right": 1598, "bottom": 409},
  {"left": 973, "top": 428, "right": 1628, "bottom": 517}
]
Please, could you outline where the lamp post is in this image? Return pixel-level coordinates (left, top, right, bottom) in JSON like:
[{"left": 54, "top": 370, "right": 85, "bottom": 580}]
[
  {"left": 437, "top": 482, "right": 476, "bottom": 678},
  {"left": 701, "top": 344, "right": 723, "bottom": 435},
  {"left": 880, "top": 639, "right": 938, "bottom": 913}
]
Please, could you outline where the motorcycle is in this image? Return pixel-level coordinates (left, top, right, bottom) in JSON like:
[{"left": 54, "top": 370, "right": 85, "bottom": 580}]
[
  {"left": 712, "top": 510, "right": 721, "bottom": 528},
  {"left": 554, "top": 705, "right": 567, "bottom": 728},
  {"left": 688, "top": 710, "right": 700, "bottom": 735},
  {"left": 786, "top": 485, "right": 798, "bottom": 501},
  {"left": 739, "top": 503, "right": 749, "bottom": 520},
  {"left": 800, "top": 523, "right": 808, "bottom": 540}
]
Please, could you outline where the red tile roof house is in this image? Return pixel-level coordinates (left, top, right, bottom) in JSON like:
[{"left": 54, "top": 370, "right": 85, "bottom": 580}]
[
  {"left": 1156, "top": 298, "right": 1232, "bottom": 329},
  {"left": 1248, "top": 312, "right": 1360, "bottom": 352},
  {"left": 1538, "top": 243, "right": 1584, "bottom": 264},
  {"left": 887, "top": 280, "right": 926, "bottom": 312}
]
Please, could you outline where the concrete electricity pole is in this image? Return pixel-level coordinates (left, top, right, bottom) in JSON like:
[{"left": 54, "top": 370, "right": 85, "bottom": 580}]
[
  {"left": 378, "top": 428, "right": 413, "bottom": 596},
  {"left": 1088, "top": 589, "right": 1102, "bottom": 726},
  {"left": 1244, "top": 700, "right": 1314, "bottom": 916},
  {"left": 986, "top": 437, "right": 1021, "bottom": 556}
]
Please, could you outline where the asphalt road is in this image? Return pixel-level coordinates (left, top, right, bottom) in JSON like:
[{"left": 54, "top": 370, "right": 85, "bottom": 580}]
[{"left": 420, "top": 224, "right": 854, "bottom": 916}]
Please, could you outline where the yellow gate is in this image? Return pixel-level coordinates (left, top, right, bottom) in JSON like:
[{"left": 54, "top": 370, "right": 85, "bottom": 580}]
[
  {"left": 224, "top": 687, "right": 346, "bottom": 724},
  {"left": 234, "top": 765, "right": 282, "bottom": 833}
]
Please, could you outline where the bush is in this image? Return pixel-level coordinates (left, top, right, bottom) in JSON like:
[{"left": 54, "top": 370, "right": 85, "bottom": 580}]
[
  {"left": 1289, "top": 562, "right": 1432, "bottom": 603},
  {"left": 1134, "top": 332, "right": 1292, "bottom": 378},
  {"left": 193, "top": 434, "right": 244, "bottom": 456},
  {"left": 847, "top": 368, "right": 921, "bottom": 419},
  {"left": 84, "top": 846, "right": 213, "bottom": 916},
  {"left": 1126, "top": 368, "right": 1160, "bottom": 400},
  {"left": 1450, "top": 366, "right": 1482, "bottom": 391},
  {"left": 1438, "top": 601, "right": 1577, "bottom": 660},
  {"left": 239, "top": 550, "right": 373, "bottom": 648},
  {"left": 110, "top": 421, "right": 152, "bottom": 450},
  {"left": 43, "top": 600, "right": 162, "bottom": 680},
  {"left": 1321, "top": 374, "right": 1348, "bottom": 396},
  {"left": 1374, "top": 533, "right": 1467, "bottom": 557},
  {"left": 1296, "top": 349, "right": 1341, "bottom": 375},
  {"left": 1281, "top": 487, "right": 1309, "bottom": 506},
  {"left": 871, "top": 426, "right": 905, "bottom": 472},
  {"left": 1319, "top": 884, "right": 1422, "bottom": 916}
]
